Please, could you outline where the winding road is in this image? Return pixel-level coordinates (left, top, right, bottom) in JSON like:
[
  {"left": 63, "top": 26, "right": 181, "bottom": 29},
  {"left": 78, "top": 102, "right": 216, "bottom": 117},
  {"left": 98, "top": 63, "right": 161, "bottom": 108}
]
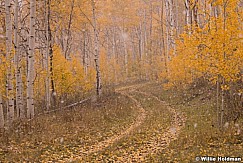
[{"left": 68, "top": 83, "right": 186, "bottom": 162}]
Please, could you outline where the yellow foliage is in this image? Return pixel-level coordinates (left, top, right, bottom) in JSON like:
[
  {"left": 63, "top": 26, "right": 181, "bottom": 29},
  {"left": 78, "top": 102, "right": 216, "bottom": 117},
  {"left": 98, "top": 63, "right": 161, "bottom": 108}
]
[
  {"left": 162, "top": 0, "right": 243, "bottom": 91},
  {"left": 52, "top": 45, "right": 94, "bottom": 96}
]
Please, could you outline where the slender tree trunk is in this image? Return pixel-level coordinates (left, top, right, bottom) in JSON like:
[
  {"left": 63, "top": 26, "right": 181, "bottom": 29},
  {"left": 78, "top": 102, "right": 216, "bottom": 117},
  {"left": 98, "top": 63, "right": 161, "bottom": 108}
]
[
  {"left": 131, "top": 31, "right": 137, "bottom": 61},
  {"left": 45, "top": 0, "right": 56, "bottom": 107},
  {"left": 192, "top": 0, "right": 199, "bottom": 27},
  {"left": 64, "top": 0, "right": 75, "bottom": 60},
  {"left": 14, "top": 0, "right": 23, "bottom": 118},
  {"left": 208, "top": 1, "right": 214, "bottom": 31},
  {"left": 136, "top": 26, "right": 143, "bottom": 79},
  {"left": 14, "top": 0, "right": 19, "bottom": 117},
  {"left": 143, "top": 9, "right": 147, "bottom": 58},
  {"left": 169, "top": 0, "right": 176, "bottom": 55},
  {"left": 0, "top": 47, "right": 4, "bottom": 128},
  {"left": 121, "top": 27, "right": 128, "bottom": 77},
  {"left": 175, "top": 0, "right": 179, "bottom": 35},
  {"left": 216, "top": 76, "right": 220, "bottom": 127},
  {"left": 185, "top": 0, "right": 191, "bottom": 34},
  {"left": 220, "top": 1, "right": 227, "bottom": 129},
  {"left": 92, "top": 0, "right": 102, "bottom": 96},
  {"left": 147, "top": 2, "right": 153, "bottom": 80},
  {"left": 27, "top": 0, "right": 36, "bottom": 119},
  {"left": 160, "top": 0, "right": 168, "bottom": 73},
  {"left": 44, "top": 0, "right": 51, "bottom": 110},
  {"left": 18, "top": 9, "right": 26, "bottom": 119},
  {"left": 5, "top": 0, "right": 15, "bottom": 123},
  {"left": 0, "top": 92, "right": 4, "bottom": 129},
  {"left": 221, "top": 87, "right": 224, "bottom": 128},
  {"left": 138, "top": 30, "right": 142, "bottom": 61},
  {"left": 83, "top": 30, "right": 88, "bottom": 75},
  {"left": 112, "top": 27, "right": 116, "bottom": 59},
  {"left": 50, "top": 45, "right": 56, "bottom": 106},
  {"left": 165, "top": 0, "right": 170, "bottom": 61}
]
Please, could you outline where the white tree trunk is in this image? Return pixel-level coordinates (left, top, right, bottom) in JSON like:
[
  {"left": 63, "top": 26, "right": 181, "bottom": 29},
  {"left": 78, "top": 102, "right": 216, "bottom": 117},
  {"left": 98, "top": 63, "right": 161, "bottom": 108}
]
[
  {"left": 165, "top": 0, "right": 170, "bottom": 60},
  {"left": 64, "top": 0, "right": 75, "bottom": 60},
  {"left": 160, "top": 0, "right": 167, "bottom": 72},
  {"left": 14, "top": 0, "right": 24, "bottom": 119},
  {"left": 121, "top": 27, "right": 128, "bottom": 76},
  {"left": 45, "top": 0, "right": 51, "bottom": 110},
  {"left": 19, "top": 9, "right": 26, "bottom": 119},
  {"left": 27, "top": 0, "right": 36, "bottom": 119},
  {"left": 5, "top": 0, "right": 15, "bottom": 123},
  {"left": 216, "top": 76, "right": 220, "bottom": 127},
  {"left": 83, "top": 30, "right": 88, "bottom": 75},
  {"left": 0, "top": 92, "right": 4, "bottom": 129},
  {"left": 185, "top": 0, "right": 191, "bottom": 34},
  {"left": 0, "top": 47, "right": 4, "bottom": 128},
  {"left": 221, "top": 88, "right": 224, "bottom": 128},
  {"left": 92, "top": 0, "right": 102, "bottom": 96},
  {"left": 169, "top": 0, "right": 176, "bottom": 55},
  {"left": 175, "top": 0, "right": 179, "bottom": 35}
]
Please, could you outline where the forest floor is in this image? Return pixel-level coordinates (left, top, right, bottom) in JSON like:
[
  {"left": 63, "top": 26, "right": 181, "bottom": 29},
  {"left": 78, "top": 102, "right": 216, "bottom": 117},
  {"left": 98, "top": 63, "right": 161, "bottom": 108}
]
[{"left": 0, "top": 82, "right": 243, "bottom": 162}]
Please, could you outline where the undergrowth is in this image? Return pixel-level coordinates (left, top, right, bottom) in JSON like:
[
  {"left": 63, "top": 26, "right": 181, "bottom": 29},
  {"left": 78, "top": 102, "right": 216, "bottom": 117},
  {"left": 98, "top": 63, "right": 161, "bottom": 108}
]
[{"left": 0, "top": 93, "right": 136, "bottom": 162}]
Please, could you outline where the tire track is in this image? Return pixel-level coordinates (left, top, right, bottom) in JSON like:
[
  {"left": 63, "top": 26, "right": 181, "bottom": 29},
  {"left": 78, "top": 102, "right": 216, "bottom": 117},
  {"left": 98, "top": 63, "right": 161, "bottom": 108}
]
[
  {"left": 67, "top": 83, "right": 149, "bottom": 161},
  {"left": 82, "top": 91, "right": 147, "bottom": 155}
]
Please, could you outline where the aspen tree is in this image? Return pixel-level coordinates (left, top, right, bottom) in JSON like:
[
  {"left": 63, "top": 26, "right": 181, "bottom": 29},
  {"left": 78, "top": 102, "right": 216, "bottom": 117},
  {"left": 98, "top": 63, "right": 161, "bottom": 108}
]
[
  {"left": 174, "top": 0, "right": 179, "bottom": 35},
  {"left": 91, "top": 0, "right": 102, "bottom": 96},
  {"left": 64, "top": 0, "right": 75, "bottom": 60},
  {"left": 5, "top": 0, "right": 15, "bottom": 122},
  {"left": 165, "top": 0, "right": 176, "bottom": 59},
  {"left": 170, "top": 0, "right": 176, "bottom": 54},
  {"left": 159, "top": 0, "right": 167, "bottom": 72},
  {"left": 0, "top": 95, "right": 3, "bottom": 128},
  {"left": 82, "top": 29, "right": 88, "bottom": 75},
  {"left": 27, "top": 0, "right": 36, "bottom": 119},
  {"left": 185, "top": 0, "right": 192, "bottom": 33},
  {"left": 18, "top": 3, "right": 25, "bottom": 119},
  {"left": 0, "top": 58, "right": 3, "bottom": 128},
  {"left": 14, "top": 0, "right": 23, "bottom": 118},
  {"left": 48, "top": 10, "right": 56, "bottom": 107},
  {"left": 220, "top": 0, "right": 228, "bottom": 128},
  {"left": 0, "top": 8, "right": 4, "bottom": 128},
  {"left": 45, "top": 0, "right": 51, "bottom": 110}
]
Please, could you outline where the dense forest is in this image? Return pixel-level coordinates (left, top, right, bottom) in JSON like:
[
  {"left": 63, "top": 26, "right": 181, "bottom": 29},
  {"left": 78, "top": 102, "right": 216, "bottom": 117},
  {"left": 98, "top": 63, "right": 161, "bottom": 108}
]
[{"left": 0, "top": 0, "right": 242, "bottom": 162}]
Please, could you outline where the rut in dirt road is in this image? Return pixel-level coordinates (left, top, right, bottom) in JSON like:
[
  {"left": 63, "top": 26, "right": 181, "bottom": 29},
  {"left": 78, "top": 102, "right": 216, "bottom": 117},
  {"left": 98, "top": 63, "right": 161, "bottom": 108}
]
[
  {"left": 65, "top": 84, "right": 149, "bottom": 161},
  {"left": 82, "top": 92, "right": 147, "bottom": 155}
]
